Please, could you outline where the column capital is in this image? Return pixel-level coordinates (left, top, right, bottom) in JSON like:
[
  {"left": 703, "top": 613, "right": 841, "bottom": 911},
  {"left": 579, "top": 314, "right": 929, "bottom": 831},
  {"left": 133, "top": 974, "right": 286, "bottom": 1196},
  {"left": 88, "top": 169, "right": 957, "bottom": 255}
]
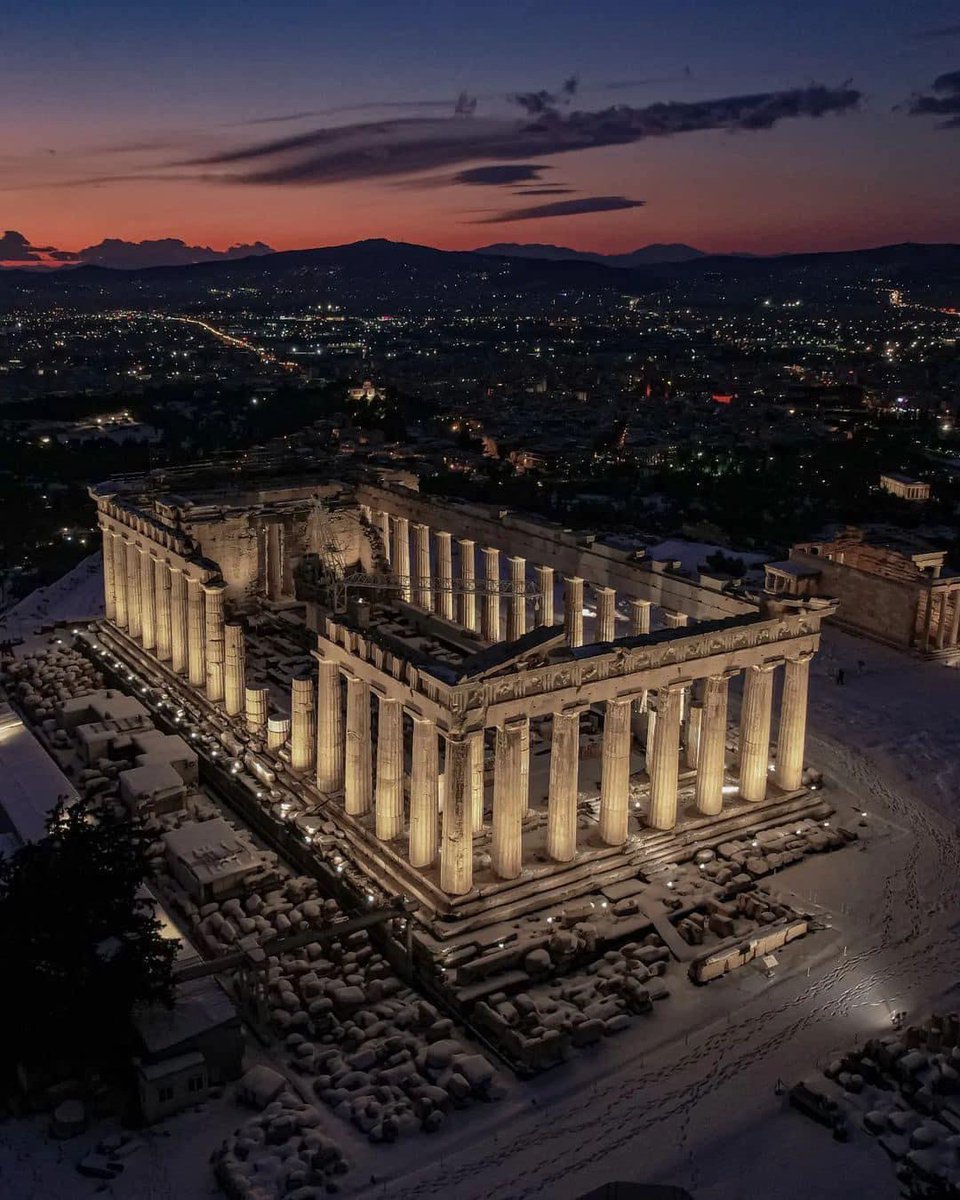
[
  {"left": 785, "top": 650, "right": 815, "bottom": 665},
  {"left": 201, "top": 579, "right": 226, "bottom": 595},
  {"left": 659, "top": 677, "right": 694, "bottom": 695},
  {"left": 747, "top": 659, "right": 781, "bottom": 675},
  {"left": 706, "top": 667, "right": 740, "bottom": 684}
]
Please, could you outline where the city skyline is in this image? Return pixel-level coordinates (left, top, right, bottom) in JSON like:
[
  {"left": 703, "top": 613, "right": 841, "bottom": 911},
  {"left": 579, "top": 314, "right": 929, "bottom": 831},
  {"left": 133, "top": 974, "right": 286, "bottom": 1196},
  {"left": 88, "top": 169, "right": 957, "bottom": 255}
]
[{"left": 4, "top": 0, "right": 960, "bottom": 260}]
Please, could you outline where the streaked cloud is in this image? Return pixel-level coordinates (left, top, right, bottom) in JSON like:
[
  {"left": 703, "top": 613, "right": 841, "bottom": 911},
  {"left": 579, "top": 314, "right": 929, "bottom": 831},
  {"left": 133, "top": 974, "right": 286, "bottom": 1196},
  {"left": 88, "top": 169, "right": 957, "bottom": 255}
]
[{"left": 473, "top": 195, "right": 645, "bottom": 224}]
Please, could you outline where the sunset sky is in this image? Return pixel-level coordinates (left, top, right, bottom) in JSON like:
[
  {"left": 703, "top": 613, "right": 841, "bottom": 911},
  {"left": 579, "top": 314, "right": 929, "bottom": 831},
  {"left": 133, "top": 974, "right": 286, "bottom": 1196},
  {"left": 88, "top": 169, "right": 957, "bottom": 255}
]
[{"left": 3, "top": 0, "right": 960, "bottom": 258}]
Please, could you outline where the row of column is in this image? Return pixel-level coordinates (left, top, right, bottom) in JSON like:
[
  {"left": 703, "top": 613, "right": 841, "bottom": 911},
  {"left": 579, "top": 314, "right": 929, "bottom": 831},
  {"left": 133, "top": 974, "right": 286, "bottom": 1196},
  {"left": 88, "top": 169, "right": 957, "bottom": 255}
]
[{"left": 919, "top": 586, "right": 960, "bottom": 652}]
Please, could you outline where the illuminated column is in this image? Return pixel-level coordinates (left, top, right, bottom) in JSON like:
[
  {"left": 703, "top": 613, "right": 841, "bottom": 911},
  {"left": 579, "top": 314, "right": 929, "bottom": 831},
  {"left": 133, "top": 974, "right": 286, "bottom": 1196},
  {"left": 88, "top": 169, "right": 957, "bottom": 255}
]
[
  {"left": 374, "top": 696, "right": 403, "bottom": 841},
  {"left": 629, "top": 598, "right": 651, "bottom": 636},
  {"left": 101, "top": 526, "right": 117, "bottom": 621},
  {"left": 169, "top": 567, "right": 188, "bottom": 675},
  {"left": 435, "top": 530, "right": 454, "bottom": 620},
  {"left": 739, "top": 662, "right": 777, "bottom": 802},
  {"left": 344, "top": 675, "right": 373, "bottom": 816},
  {"left": 685, "top": 699, "right": 703, "bottom": 770},
  {"left": 393, "top": 516, "right": 411, "bottom": 601},
  {"left": 696, "top": 673, "right": 730, "bottom": 816},
  {"left": 937, "top": 591, "right": 951, "bottom": 650},
  {"left": 467, "top": 730, "right": 485, "bottom": 832},
  {"left": 125, "top": 540, "right": 142, "bottom": 640},
  {"left": 153, "top": 557, "right": 172, "bottom": 661},
  {"left": 595, "top": 586, "right": 616, "bottom": 643},
  {"left": 186, "top": 577, "right": 206, "bottom": 688},
  {"left": 643, "top": 706, "right": 657, "bottom": 775},
  {"left": 112, "top": 533, "right": 128, "bottom": 629},
  {"left": 535, "top": 564, "right": 554, "bottom": 627},
  {"left": 775, "top": 653, "right": 812, "bottom": 792},
  {"left": 663, "top": 609, "right": 688, "bottom": 629},
  {"left": 289, "top": 674, "right": 317, "bottom": 773},
  {"left": 548, "top": 708, "right": 581, "bottom": 862},
  {"left": 267, "top": 715, "right": 290, "bottom": 751},
  {"left": 377, "top": 510, "right": 391, "bottom": 564},
  {"left": 950, "top": 588, "right": 960, "bottom": 648},
  {"left": 202, "top": 581, "right": 225, "bottom": 702},
  {"left": 316, "top": 659, "right": 344, "bottom": 792},
  {"left": 481, "top": 547, "right": 501, "bottom": 642},
  {"left": 649, "top": 683, "right": 683, "bottom": 830},
  {"left": 492, "top": 717, "right": 528, "bottom": 879},
  {"left": 409, "top": 715, "right": 439, "bottom": 868},
  {"left": 457, "top": 538, "right": 477, "bottom": 631},
  {"left": 224, "top": 622, "right": 245, "bottom": 717},
  {"left": 599, "top": 697, "right": 632, "bottom": 845},
  {"left": 507, "top": 556, "right": 526, "bottom": 641},
  {"left": 245, "top": 685, "right": 269, "bottom": 738},
  {"left": 139, "top": 548, "right": 156, "bottom": 650},
  {"left": 440, "top": 734, "right": 472, "bottom": 895},
  {"left": 412, "top": 522, "right": 432, "bottom": 609},
  {"left": 563, "top": 576, "right": 584, "bottom": 648}
]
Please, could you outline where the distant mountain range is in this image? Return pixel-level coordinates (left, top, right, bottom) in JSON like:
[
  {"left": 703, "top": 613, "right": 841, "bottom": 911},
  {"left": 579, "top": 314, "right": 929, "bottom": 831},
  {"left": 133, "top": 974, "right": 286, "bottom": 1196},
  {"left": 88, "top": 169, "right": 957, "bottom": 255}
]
[
  {"left": 0, "top": 231, "right": 274, "bottom": 271},
  {"left": 473, "top": 241, "right": 713, "bottom": 267}
]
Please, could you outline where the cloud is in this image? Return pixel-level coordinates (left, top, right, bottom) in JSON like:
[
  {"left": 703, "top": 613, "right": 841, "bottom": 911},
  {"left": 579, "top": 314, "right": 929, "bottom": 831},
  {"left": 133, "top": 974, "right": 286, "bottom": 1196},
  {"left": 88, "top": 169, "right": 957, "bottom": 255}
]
[
  {"left": 908, "top": 69, "right": 960, "bottom": 126},
  {"left": 452, "top": 163, "right": 550, "bottom": 185},
  {"left": 473, "top": 195, "right": 645, "bottom": 224},
  {"left": 512, "top": 187, "right": 575, "bottom": 195},
  {"left": 0, "top": 230, "right": 42, "bottom": 261},
  {"left": 2, "top": 235, "right": 275, "bottom": 271},
  {"left": 187, "top": 83, "right": 861, "bottom": 187}
]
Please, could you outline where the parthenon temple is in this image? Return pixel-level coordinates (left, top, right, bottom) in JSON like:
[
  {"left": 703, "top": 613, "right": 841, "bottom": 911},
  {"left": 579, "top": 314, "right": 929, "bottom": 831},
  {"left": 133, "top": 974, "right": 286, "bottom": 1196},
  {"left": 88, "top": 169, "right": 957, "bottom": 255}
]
[{"left": 91, "top": 475, "right": 836, "bottom": 915}]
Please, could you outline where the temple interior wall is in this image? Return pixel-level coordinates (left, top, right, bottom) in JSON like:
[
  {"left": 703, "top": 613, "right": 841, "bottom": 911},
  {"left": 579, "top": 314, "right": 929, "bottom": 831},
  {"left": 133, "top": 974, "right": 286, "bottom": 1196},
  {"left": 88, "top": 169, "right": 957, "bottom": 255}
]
[{"left": 789, "top": 550, "right": 919, "bottom": 647}]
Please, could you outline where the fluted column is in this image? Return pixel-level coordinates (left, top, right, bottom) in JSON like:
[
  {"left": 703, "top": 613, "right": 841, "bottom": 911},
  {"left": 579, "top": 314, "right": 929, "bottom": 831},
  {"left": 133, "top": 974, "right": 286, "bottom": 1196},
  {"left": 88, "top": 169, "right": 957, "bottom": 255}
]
[
  {"left": 377, "top": 510, "right": 392, "bottom": 564},
  {"left": 467, "top": 730, "right": 485, "bottom": 832},
  {"left": 153, "top": 557, "right": 172, "bottom": 661},
  {"left": 663, "top": 609, "right": 688, "bottom": 629},
  {"left": 412, "top": 522, "right": 432, "bottom": 609},
  {"left": 267, "top": 715, "right": 290, "bottom": 751},
  {"left": 101, "top": 527, "right": 117, "bottom": 621},
  {"left": 435, "top": 531, "right": 454, "bottom": 620},
  {"left": 950, "top": 588, "right": 960, "bottom": 648},
  {"left": 739, "top": 662, "right": 777, "bottom": 802},
  {"left": 937, "top": 591, "right": 951, "bottom": 650},
  {"left": 507, "top": 556, "right": 526, "bottom": 641},
  {"left": 344, "top": 675, "right": 373, "bottom": 815},
  {"left": 535, "top": 564, "right": 554, "bottom": 627},
  {"left": 595, "top": 586, "right": 616, "bottom": 643},
  {"left": 185, "top": 577, "right": 205, "bottom": 687},
  {"left": 125, "top": 540, "right": 142, "bottom": 640},
  {"left": 643, "top": 707, "right": 657, "bottom": 775},
  {"left": 548, "top": 708, "right": 581, "bottom": 862},
  {"left": 649, "top": 683, "right": 683, "bottom": 830},
  {"left": 245, "top": 685, "right": 269, "bottom": 738},
  {"left": 224, "top": 622, "right": 245, "bottom": 716},
  {"left": 696, "top": 673, "right": 730, "bottom": 816},
  {"left": 170, "top": 567, "right": 188, "bottom": 675},
  {"left": 492, "top": 717, "right": 528, "bottom": 878},
  {"left": 629, "top": 598, "right": 651, "bottom": 636},
  {"left": 685, "top": 700, "right": 702, "bottom": 769},
  {"left": 203, "top": 582, "right": 225, "bottom": 702},
  {"left": 440, "top": 735, "right": 472, "bottom": 895},
  {"left": 564, "top": 576, "right": 584, "bottom": 648},
  {"left": 290, "top": 674, "right": 317, "bottom": 773},
  {"left": 316, "top": 659, "right": 344, "bottom": 792},
  {"left": 775, "top": 653, "right": 812, "bottom": 791},
  {"left": 481, "top": 547, "right": 501, "bottom": 642},
  {"left": 409, "top": 715, "right": 439, "bottom": 868},
  {"left": 112, "top": 533, "right": 128, "bottom": 629},
  {"left": 140, "top": 548, "right": 156, "bottom": 650},
  {"left": 375, "top": 696, "right": 404, "bottom": 841},
  {"left": 599, "top": 697, "right": 632, "bottom": 845},
  {"left": 457, "top": 538, "right": 477, "bottom": 631},
  {"left": 393, "top": 517, "right": 411, "bottom": 601}
]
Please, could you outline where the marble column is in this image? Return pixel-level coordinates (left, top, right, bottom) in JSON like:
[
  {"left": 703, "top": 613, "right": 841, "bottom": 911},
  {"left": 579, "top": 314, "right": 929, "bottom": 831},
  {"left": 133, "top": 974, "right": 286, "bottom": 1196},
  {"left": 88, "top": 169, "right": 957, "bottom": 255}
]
[
  {"left": 186, "top": 577, "right": 206, "bottom": 687},
  {"left": 435, "top": 530, "right": 454, "bottom": 620},
  {"left": 595, "top": 586, "right": 616, "bottom": 643},
  {"left": 203, "top": 582, "right": 226, "bottom": 703},
  {"left": 412, "top": 522, "right": 432, "bottom": 609},
  {"left": 245, "top": 685, "right": 269, "bottom": 737},
  {"left": 153, "top": 557, "right": 172, "bottom": 661},
  {"left": 492, "top": 717, "right": 528, "bottom": 878},
  {"left": 775, "top": 653, "right": 811, "bottom": 792},
  {"left": 393, "top": 516, "right": 411, "bottom": 601},
  {"left": 548, "top": 709, "right": 581, "bottom": 861},
  {"left": 648, "top": 683, "right": 683, "bottom": 830},
  {"left": 375, "top": 696, "right": 404, "bottom": 841},
  {"left": 535, "top": 564, "right": 554, "bottom": 627},
  {"left": 696, "top": 674, "right": 729, "bottom": 816},
  {"left": 599, "top": 697, "right": 632, "bottom": 845},
  {"left": 267, "top": 716, "right": 290, "bottom": 750},
  {"left": 685, "top": 700, "right": 703, "bottom": 770},
  {"left": 467, "top": 730, "right": 486, "bottom": 832},
  {"left": 169, "top": 567, "right": 188, "bottom": 675},
  {"left": 507, "top": 556, "right": 526, "bottom": 641},
  {"left": 457, "top": 538, "right": 477, "bottom": 632},
  {"left": 629, "top": 598, "right": 652, "bottom": 636},
  {"left": 344, "top": 675, "right": 373, "bottom": 816},
  {"left": 937, "top": 591, "right": 951, "bottom": 650},
  {"left": 481, "top": 547, "right": 501, "bottom": 642},
  {"left": 316, "top": 660, "right": 344, "bottom": 792},
  {"left": 643, "top": 707, "right": 657, "bottom": 776},
  {"left": 224, "top": 623, "right": 245, "bottom": 717},
  {"left": 378, "top": 510, "right": 391, "bottom": 564},
  {"left": 663, "top": 609, "right": 688, "bottom": 629},
  {"left": 739, "top": 662, "right": 777, "bottom": 802},
  {"left": 440, "top": 735, "right": 472, "bottom": 895},
  {"left": 112, "top": 533, "right": 128, "bottom": 629},
  {"left": 139, "top": 549, "right": 156, "bottom": 650},
  {"left": 290, "top": 674, "right": 317, "bottom": 773},
  {"left": 125, "top": 540, "right": 142, "bottom": 640},
  {"left": 409, "top": 715, "right": 439, "bottom": 868},
  {"left": 921, "top": 589, "right": 935, "bottom": 650},
  {"left": 950, "top": 589, "right": 960, "bottom": 648},
  {"left": 564, "top": 576, "right": 584, "bottom": 648},
  {"left": 101, "top": 527, "right": 117, "bottom": 621}
]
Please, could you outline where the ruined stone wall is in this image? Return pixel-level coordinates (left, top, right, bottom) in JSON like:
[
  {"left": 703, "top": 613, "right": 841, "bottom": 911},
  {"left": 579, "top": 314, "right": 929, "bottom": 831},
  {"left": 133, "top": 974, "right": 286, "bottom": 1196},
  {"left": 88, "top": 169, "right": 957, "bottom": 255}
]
[{"left": 789, "top": 550, "right": 919, "bottom": 648}]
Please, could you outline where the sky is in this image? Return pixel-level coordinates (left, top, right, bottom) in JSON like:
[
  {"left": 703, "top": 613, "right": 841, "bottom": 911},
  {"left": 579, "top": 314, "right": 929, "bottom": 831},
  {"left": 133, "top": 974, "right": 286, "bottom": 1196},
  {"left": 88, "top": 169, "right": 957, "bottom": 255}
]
[{"left": 2, "top": 0, "right": 960, "bottom": 257}]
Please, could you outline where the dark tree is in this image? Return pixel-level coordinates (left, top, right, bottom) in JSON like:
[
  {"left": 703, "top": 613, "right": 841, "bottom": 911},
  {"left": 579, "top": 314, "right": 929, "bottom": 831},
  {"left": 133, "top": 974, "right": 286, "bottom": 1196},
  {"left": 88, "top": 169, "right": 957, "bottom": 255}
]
[{"left": 0, "top": 799, "right": 176, "bottom": 1080}]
